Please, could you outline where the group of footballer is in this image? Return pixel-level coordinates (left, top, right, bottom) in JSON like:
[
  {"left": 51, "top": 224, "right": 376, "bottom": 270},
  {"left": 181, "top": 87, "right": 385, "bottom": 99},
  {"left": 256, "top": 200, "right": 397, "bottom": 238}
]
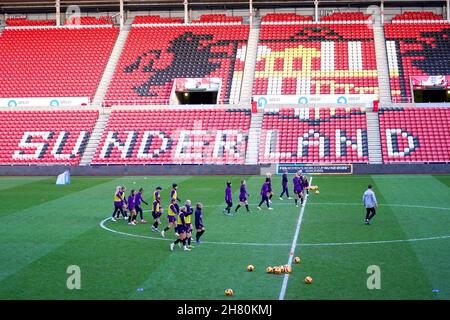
[
  {"left": 111, "top": 183, "right": 205, "bottom": 252},
  {"left": 223, "top": 170, "right": 309, "bottom": 215},
  {"left": 110, "top": 170, "right": 308, "bottom": 252}
]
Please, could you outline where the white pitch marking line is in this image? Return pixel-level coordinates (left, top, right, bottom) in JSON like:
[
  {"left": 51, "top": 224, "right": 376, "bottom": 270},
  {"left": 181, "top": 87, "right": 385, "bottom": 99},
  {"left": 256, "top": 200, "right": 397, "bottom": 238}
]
[
  {"left": 100, "top": 201, "right": 450, "bottom": 247},
  {"left": 278, "top": 177, "right": 313, "bottom": 301},
  {"left": 99, "top": 217, "right": 450, "bottom": 247},
  {"left": 100, "top": 217, "right": 289, "bottom": 246}
]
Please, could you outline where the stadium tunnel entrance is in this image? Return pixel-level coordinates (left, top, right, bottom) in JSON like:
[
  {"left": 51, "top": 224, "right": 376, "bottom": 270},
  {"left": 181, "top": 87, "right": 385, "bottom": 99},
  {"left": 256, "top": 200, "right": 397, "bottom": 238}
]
[
  {"left": 413, "top": 89, "right": 450, "bottom": 103},
  {"left": 176, "top": 90, "right": 218, "bottom": 105},
  {"left": 411, "top": 75, "right": 450, "bottom": 103},
  {"left": 172, "top": 78, "right": 221, "bottom": 105}
]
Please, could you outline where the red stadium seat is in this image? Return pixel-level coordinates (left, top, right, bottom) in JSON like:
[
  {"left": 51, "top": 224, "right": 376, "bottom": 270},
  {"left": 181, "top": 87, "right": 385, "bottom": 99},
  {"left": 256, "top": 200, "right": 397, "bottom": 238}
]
[
  {"left": 321, "top": 12, "right": 371, "bottom": 22},
  {"left": 259, "top": 107, "right": 370, "bottom": 164},
  {"left": 378, "top": 107, "right": 450, "bottom": 163},
  {"left": 6, "top": 18, "right": 56, "bottom": 26},
  {"left": 0, "top": 110, "right": 98, "bottom": 165},
  {"left": 391, "top": 12, "right": 443, "bottom": 21},
  {"left": 91, "top": 108, "right": 251, "bottom": 164},
  {"left": 0, "top": 26, "right": 119, "bottom": 101},
  {"left": 384, "top": 21, "right": 450, "bottom": 102},
  {"left": 253, "top": 23, "right": 379, "bottom": 97},
  {"left": 104, "top": 24, "right": 249, "bottom": 106}
]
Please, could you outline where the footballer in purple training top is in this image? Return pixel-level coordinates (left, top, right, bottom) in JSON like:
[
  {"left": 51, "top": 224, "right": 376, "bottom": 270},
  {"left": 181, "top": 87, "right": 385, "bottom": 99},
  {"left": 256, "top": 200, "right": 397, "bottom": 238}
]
[
  {"left": 195, "top": 203, "right": 205, "bottom": 244},
  {"left": 279, "top": 169, "right": 291, "bottom": 200},
  {"left": 257, "top": 179, "right": 273, "bottom": 210},
  {"left": 127, "top": 189, "right": 137, "bottom": 225},
  {"left": 235, "top": 179, "right": 250, "bottom": 213},
  {"left": 134, "top": 187, "right": 148, "bottom": 223},
  {"left": 223, "top": 181, "right": 233, "bottom": 215},
  {"left": 293, "top": 172, "right": 304, "bottom": 207}
]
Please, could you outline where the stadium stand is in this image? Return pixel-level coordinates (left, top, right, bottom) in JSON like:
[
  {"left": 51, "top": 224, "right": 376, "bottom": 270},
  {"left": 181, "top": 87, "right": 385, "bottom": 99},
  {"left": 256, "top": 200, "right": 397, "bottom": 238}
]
[
  {"left": 261, "top": 13, "right": 313, "bottom": 23},
  {"left": 391, "top": 11, "right": 443, "bottom": 21},
  {"left": 104, "top": 23, "right": 249, "bottom": 106},
  {"left": 91, "top": 108, "right": 251, "bottom": 164},
  {"left": 378, "top": 107, "right": 450, "bottom": 163},
  {"left": 132, "top": 15, "right": 184, "bottom": 24},
  {"left": 385, "top": 20, "right": 450, "bottom": 102},
  {"left": 321, "top": 12, "right": 371, "bottom": 22},
  {"left": 65, "top": 16, "right": 114, "bottom": 25},
  {"left": 0, "top": 110, "right": 98, "bottom": 165},
  {"left": 191, "top": 14, "right": 243, "bottom": 24},
  {"left": 6, "top": 17, "right": 56, "bottom": 26},
  {"left": 259, "top": 107, "right": 369, "bottom": 164},
  {"left": 0, "top": 26, "right": 119, "bottom": 101},
  {"left": 253, "top": 20, "right": 378, "bottom": 96}
]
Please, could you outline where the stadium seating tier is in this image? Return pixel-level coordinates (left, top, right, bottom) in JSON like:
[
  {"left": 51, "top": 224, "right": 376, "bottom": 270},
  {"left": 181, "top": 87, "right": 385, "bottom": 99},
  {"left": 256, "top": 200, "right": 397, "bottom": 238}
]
[
  {"left": 92, "top": 109, "right": 251, "bottom": 164},
  {"left": 0, "top": 27, "right": 119, "bottom": 101},
  {"left": 385, "top": 22, "right": 450, "bottom": 102},
  {"left": 379, "top": 107, "right": 450, "bottom": 163},
  {"left": 105, "top": 25, "right": 248, "bottom": 106},
  {"left": 254, "top": 23, "right": 378, "bottom": 97},
  {"left": 0, "top": 110, "right": 98, "bottom": 165},
  {"left": 259, "top": 107, "right": 369, "bottom": 164}
]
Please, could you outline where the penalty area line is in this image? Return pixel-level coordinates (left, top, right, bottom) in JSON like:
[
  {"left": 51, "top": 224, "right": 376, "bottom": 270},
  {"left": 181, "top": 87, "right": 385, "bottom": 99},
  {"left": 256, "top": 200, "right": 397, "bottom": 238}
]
[{"left": 279, "top": 177, "right": 313, "bottom": 301}]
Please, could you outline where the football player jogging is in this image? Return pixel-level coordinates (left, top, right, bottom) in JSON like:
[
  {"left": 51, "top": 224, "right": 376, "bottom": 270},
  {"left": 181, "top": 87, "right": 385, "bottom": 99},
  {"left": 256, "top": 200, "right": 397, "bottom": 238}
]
[
  {"left": 301, "top": 173, "right": 310, "bottom": 196},
  {"left": 195, "top": 203, "right": 205, "bottom": 244},
  {"left": 127, "top": 189, "right": 137, "bottom": 225},
  {"left": 170, "top": 183, "right": 180, "bottom": 211},
  {"left": 266, "top": 174, "right": 274, "bottom": 204},
  {"left": 153, "top": 186, "right": 162, "bottom": 202},
  {"left": 293, "top": 173, "right": 304, "bottom": 207},
  {"left": 170, "top": 206, "right": 190, "bottom": 252},
  {"left": 121, "top": 186, "right": 129, "bottom": 219},
  {"left": 223, "top": 181, "right": 233, "bottom": 215},
  {"left": 111, "top": 186, "right": 127, "bottom": 221},
  {"left": 151, "top": 198, "right": 163, "bottom": 232},
  {"left": 184, "top": 200, "right": 194, "bottom": 249},
  {"left": 135, "top": 188, "right": 148, "bottom": 223},
  {"left": 161, "top": 198, "right": 179, "bottom": 238},
  {"left": 279, "top": 169, "right": 292, "bottom": 200},
  {"left": 363, "top": 185, "right": 378, "bottom": 225},
  {"left": 235, "top": 179, "right": 250, "bottom": 213},
  {"left": 257, "top": 179, "right": 273, "bottom": 210}
]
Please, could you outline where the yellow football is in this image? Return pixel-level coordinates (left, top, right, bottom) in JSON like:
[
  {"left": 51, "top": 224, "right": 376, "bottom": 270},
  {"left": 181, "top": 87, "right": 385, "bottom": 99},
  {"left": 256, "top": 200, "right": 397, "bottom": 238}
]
[
  {"left": 273, "top": 267, "right": 282, "bottom": 275},
  {"left": 294, "top": 257, "right": 301, "bottom": 264},
  {"left": 266, "top": 266, "right": 273, "bottom": 273},
  {"left": 284, "top": 265, "right": 292, "bottom": 273},
  {"left": 247, "top": 265, "right": 255, "bottom": 272},
  {"left": 225, "top": 288, "right": 234, "bottom": 296},
  {"left": 315, "top": 190, "right": 320, "bottom": 195},
  {"left": 305, "top": 276, "right": 313, "bottom": 284}
]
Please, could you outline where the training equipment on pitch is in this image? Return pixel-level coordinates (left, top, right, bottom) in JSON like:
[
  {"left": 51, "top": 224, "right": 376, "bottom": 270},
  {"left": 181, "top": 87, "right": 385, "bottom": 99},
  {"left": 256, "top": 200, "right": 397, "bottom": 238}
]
[
  {"left": 225, "top": 288, "right": 233, "bottom": 296},
  {"left": 315, "top": 190, "right": 320, "bottom": 195},
  {"left": 294, "top": 257, "right": 301, "bottom": 264},
  {"left": 266, "top": 266, "right": 273, "bottom": 273},
  {"left": 284, "top": 265, "right": 292, "bottom": 273},
  {"left": 274, "top": 267, "right": 282, "bottom": 275},
  {"left": 247, "top": 265, "right": 255, "bottom": 272},
  {"left": 305, "top": 276, "right": 313, "bottom": 284}
]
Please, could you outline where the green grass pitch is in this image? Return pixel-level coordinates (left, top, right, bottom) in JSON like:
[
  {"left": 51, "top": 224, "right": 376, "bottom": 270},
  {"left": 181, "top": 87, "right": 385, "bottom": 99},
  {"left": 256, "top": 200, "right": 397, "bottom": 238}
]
[{"left": 0, "top": 174, "right": 449, "bottom": 300}]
